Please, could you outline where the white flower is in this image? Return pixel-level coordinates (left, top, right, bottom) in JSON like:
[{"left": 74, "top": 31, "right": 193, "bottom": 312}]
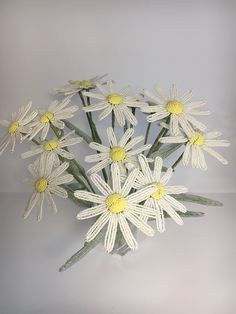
[
  {"left": 75, "top": 163, "right": 156, "bottom": 252},
  {"left": 159, "top": 129, "right": 230, "bottom": 170},
  {"left": 21, "top": 131, "right": 82, "bottom": 166},
  {"left": 83, "top": 80, "right": 148, "bottom": 126},
  {"left": 85, "top": 127, "right": 151, "bottom": 176},
  {"left": 54, "top": 75, "right": 107, "bottom": 97},
  {"left": 136, "top": 154, "right": 188, "bottom": 232},
  {"left": 27, "top": 96, "right": 78, "bottom": 141},
  {"left": 23, "top": 154, "right": 73, "bottom": 221},
  {"left": 142, "top": 84, "right": 210, "bottom": 135},
  {"left": 0, "top": 102, "right": 37, "bottom": 155}
]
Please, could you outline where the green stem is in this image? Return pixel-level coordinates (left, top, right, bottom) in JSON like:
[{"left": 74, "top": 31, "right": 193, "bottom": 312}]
[
  {"left": 147, "top": 127, "right": 168, "bottom": 157},
  {"left": 50, "top": 123, "right": 95, "bottom": 193},
  {"left": 85, "top": 95, "right": 108, "bottom": 183},
  {"left": 112, "top": 111, "right": 115, "bottom": 130},
  {"left": 31, "top": 138, "right": 40, "bottom": 145},
  {"left": 144, "top": 122, "right": 151, "bottom": 145},
  {"left": 171, "top": 152, "right": 184, "bottom": 170}
]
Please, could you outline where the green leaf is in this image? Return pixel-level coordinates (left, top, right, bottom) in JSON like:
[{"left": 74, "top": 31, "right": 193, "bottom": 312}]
[
  {"left": 67, "top": 182, "right": 86, "bottom": 191},
  {"left": 173, "top": 193, "right": 223, "bottom": 206},
  {"left": 59, "top": 230, "right": 105, "bottom": 272},
  {"left": 63, "top": 185, "right": 90, "bottom": 207},
  {"left": 150, "top": 143, "right": 182, "bottom": 159},
  {"left": 174, "top": 210, "right": 205, "bottom": 217},
  {"left": 63, "top": 120, "right": 92, "bottom": 144}
]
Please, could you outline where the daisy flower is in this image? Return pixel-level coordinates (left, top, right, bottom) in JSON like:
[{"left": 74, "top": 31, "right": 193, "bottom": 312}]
[
  {"left": 136, "top": 154, "right": 188, "bottom": 232},
  {"left": 75, "top": 163, "right": 156, "bottom": 252},
  {"left": 54, "top": 75, "right": 107, "bottom": 97},
  {"left": 0, "top": 102, "right": 37, "bottom": 155},
  {"left": 21, "top": 131, "right": 82, "bottom": 166},
  {"left": 27, "top": 96, "right": 78, "bottom": 141},
  {"left": 159, "top": 129, "right": 230, "bottom": 170},
  {"left": 85, "top": 127, "right": 151, "bottom": 175},
  {"left": 83, "top": 80, "right": 148, "bottom": 126},
  {"left": 142, "top": 84, "right": 210, "bottom": 135},
  {"left": 23, "top": 154, "right": 73, "bottom": 221}
]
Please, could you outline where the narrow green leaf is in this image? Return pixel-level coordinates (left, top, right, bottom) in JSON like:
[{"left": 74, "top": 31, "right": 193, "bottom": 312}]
[
  {"left": 59, "top": 230, "right": 104, "bottom": 272},
  {"left": 150, "top": 143, "right": 182, "bottom": 159},
  {"left": 67, "top": 182, "right": 86, "bottom": 191},
  {"left": 173, "top": 193, "right": 223, "bottom": 206},
  {"left": 63, "top": 120, "right": 92, "bottom": 144},
  {"left": 174, "top": 210, "right": 205, "bottom": 217},
  {"left": 63, "top": 185, "right": 90, "bottom": 207}
]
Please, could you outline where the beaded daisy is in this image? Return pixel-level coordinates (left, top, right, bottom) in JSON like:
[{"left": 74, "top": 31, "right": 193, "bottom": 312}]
[
  {"left": 0, "top": 102, "right": 37, "bottom": 155},
  {"left": 85, "top": 127, "right": 151, "bottom": 175},
  {"left": 54, "top": 75, "right": 107, "bottom": 97},
  {"left": 21, "top": 131, "right": 82, "bottom": 166},
  {"left": 159, "top": 129, "right": 230, "bottom": 170},
  {"left": 135, "top": 154, "right": 188, "bottom": 232},
  {"left": 75, "top": 163, "right": 157, "bottom": 252},
  {"left": 27, "top": 96, "right": 78, "bottom": 141},
  {"left": 83, "top": 80, "right": 148, "bottom": 126},
  {"left": 24, "top": 154, "right": 73, "bottom": 221},
  {"left": 142, "top": 84, "right": 210, "bottom": 135}
]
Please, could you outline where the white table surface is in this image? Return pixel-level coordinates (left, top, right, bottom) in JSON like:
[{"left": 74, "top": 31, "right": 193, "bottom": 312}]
[{"left": 0, "top": 192, "right": 235, "bottom": 314}]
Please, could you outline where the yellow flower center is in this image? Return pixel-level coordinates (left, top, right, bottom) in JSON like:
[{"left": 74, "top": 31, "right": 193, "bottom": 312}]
[
  {"left": 110, "top": 146, "right": 126, "bottom": 161},
  {"left": 151, "top": 182, "right": 165, "bottom": 200},
  {"left": 189, "top": 132, "right": 205, "bottom": 146},
  {"left": 40, "top": 112, "right": 54, "bottom": 124},
  {"left": 166, "top": 100, "right": 184, "bottom": 115},
  {"left": 71, "top": 80, "right": 94, "bottom": 88},
  {"left": 107, "top": 93, "right": 123, "bottom": 105},
  {"left": 43, "top": 139, "right": 59, "bottom": 151},
  {"left": 105, "top": 193, "right": 126, "bottom": 213},
  {"left": 34, "top": 177, "right": 48, "bottom": 193},
  {"left": 8, "top": 121, "right": 19, "bottom": 134}
]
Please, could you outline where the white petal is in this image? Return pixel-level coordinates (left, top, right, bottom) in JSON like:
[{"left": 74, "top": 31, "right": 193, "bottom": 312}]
[
  {"left": 124, "top": 211, "right": 154, "bottom": 236},
  {"left": 163, "top": 195, "right": 187, "bottom": 213},
  {"left": 118, "top": 128, "right": 134, "bottom": 147},
  {"left": 202, "top": 146, "right": 228, "bottom": 165},
  {"left": 23, "top": 192, "right": 40, "bottom": 219},
  {"left": 165, "top": 185, "right": 188, "bottom": 194},
  {"left": 159, "top": 199, "right": 183, "bottom": 226},
  {"left": 118, "top": 214, "right": 138, "bottom": 250},
  {"left": 86, "top": 211, "right": 110, "bottom": 242},
  {"left": 107, "top": 127, "right": 117, "bottom": 146},
  {"left": 104, "top": 214, "right": 118, "bottom": 252},
  {"left": 74, "top": 191, "right": 105, "bottom": 204},
  {"left": 160, "top": 167, "right": 173, "bottom": 185},
  {"left": 48, "top": 185, "right": 68, "bottom": 198},
  {"left": 90, "top": 173, "right": 113, "bottom": 195},
  {"left": 77, "top": 204, "right": 106, "bottom": 220},
  {"left": 111, "top": 163, "right": 121, "bottom": 193}
]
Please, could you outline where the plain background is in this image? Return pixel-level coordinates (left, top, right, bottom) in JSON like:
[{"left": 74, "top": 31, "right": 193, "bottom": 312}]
[{"left": 0, "top": 1, "right": 235, "bottom": 313}]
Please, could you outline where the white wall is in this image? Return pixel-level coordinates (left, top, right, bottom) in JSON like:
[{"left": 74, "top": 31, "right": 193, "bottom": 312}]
[{"left": 0, "top": 0, "right": 235, "bottom": 193}]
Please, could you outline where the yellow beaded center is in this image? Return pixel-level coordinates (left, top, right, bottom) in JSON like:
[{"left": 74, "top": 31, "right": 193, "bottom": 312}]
[
  {"left": 107, "top": 93, "right": 123, "bottom": 105},
  {"left": 151, "top": 182, "right": 165, "bottom": 200},
  {"left": 189, "top": 132, "right": 205, "bottom": 146},
  {"left": 110, "top": 146, "right": 126, "bottom": 161},
  {"left": 34, "top": 178, "right": 48, "bottom": 193},
  {"left": 105, "top": 193, "right": 126, "bottom": 213},
  {"left": 72, "top": 80, "right": 94, "bottom": 88},
  {"left": 43, "top": 139, "right": 59, "bottom": 151},
  {"left": 166, "top": 100, "right": 184, "bottom": 115},
  {"left": 40, "top": 112, "right": 54, "bottom": 124},
  {"left": 8, "top": 121, "right": 19, "bottom": 134}
]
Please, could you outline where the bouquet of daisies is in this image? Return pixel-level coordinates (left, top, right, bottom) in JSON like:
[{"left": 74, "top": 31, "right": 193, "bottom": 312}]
[{"left": 0, "top": 76, "right": 230, "bottom": 271}]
